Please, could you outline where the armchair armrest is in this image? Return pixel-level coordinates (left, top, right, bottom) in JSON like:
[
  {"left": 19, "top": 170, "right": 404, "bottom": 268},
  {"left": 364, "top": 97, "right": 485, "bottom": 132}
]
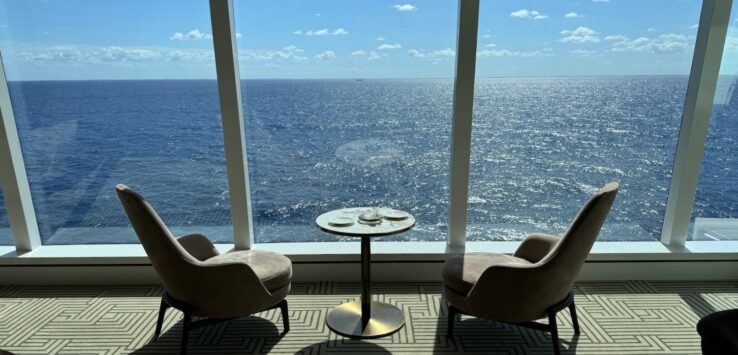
[
  {"left": 513, "top": 233, "right": 561, "bottom": 263},
  {"left": 177, "top": 234, "right": 219, "bottom": 261}
]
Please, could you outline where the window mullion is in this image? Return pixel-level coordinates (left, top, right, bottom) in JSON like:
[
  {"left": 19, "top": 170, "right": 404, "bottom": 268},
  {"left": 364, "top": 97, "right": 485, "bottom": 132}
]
[
  {"left": 448, "top": 0, "right": 480, "bottom": 248},
  {"left": 209, "top": 0, "right": 254, "bottom": 249},
  {"left": 0, "top": 53, "right": 42, "bottom": 252},
  {"left": 661, "top": 0, "right": 732, "bottom": 246}
]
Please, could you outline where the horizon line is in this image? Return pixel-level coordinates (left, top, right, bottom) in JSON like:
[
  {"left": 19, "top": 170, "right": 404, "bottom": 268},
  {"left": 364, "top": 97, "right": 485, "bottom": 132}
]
[{"left": 6, "top": 74, "right": 702, "bottom": 82}]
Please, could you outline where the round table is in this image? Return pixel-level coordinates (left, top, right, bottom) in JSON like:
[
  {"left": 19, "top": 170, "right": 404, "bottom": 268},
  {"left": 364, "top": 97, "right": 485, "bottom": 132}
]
[{"left": 316, "top": 207, "right": 416, "bottom": 339}]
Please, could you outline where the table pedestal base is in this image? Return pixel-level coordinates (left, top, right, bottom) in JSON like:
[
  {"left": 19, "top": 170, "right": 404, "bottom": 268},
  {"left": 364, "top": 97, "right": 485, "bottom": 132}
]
[{"left": 326, "top": 301, "right": 405, "bottom": 339}]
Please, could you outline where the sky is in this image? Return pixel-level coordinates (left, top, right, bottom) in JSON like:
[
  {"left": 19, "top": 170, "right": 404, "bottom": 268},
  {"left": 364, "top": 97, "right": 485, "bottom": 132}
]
[{"left": 0, "top": 0, "right": 732, "bottom": 80}]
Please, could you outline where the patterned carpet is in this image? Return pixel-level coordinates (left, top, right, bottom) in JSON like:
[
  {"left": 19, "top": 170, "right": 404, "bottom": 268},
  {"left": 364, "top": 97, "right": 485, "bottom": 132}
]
[{"left": 0, "top": 281, "right": 736, "bottom": 354}]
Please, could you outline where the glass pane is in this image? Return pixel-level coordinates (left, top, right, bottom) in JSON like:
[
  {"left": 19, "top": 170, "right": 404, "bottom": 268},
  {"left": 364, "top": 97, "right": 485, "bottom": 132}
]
[
  {"left": 0, "top": 188, "right": 11, "bottom": 245},
  {"left": 468, "top": 0, "right": 701, "bottom": 241},
  {"left": 234, "top": 0, "right": 457, "bottom": 242},
  {"left": 0, "top": 0, "right": 231, "bottom": 244},
  {"left": 691, "top": 4, "right": 738, "bottom": 241}
]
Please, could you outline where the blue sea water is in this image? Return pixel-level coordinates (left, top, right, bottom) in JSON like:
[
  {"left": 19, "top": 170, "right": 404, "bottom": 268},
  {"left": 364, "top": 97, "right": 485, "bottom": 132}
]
[{"left": 0, "top": 77, "right": 736, "bottom": 245}]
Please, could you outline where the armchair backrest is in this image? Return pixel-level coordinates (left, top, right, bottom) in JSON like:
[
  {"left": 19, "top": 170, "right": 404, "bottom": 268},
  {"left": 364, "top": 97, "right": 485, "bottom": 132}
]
[
  {"left": 539, "top": 182, "right": 619, "bottom": 297},
  {"left": 115, "top": 184, "right": 198, "bottom": 300},
  {"left": 464, "top": 182, "right": 619, "bottom": 322}
]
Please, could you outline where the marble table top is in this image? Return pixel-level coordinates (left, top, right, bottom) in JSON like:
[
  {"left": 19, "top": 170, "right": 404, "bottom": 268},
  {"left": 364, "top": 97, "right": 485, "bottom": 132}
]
[{"left": 316, "top": 207, "right": 416, "bottom": 237}]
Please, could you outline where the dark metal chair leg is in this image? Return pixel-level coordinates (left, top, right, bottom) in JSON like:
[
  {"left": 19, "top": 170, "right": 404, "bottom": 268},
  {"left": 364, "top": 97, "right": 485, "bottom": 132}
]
[
  {"left": 548, "top": 309, "right": 561, "bottom": 355},
  {"left": 569, "top": 301, "right": 581, "bottom": 335},
  {"left": 279, "top": 300, "right": 290, "bottom": 333},
  {"left": 447, "top": 304, "right": 458, "bottom": 337},
  {"left": 180, "top": 309, "right": 192, "bottom": 355},
  {"left": 154, "top": 297, "right": 169, "bottom": 340}
]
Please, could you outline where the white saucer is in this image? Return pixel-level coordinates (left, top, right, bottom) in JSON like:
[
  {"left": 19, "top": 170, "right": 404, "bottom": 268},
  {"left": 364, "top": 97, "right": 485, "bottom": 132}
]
[
  {"left": 329, "top": 217, "right": 354, "bottom": 227},
  {"left": 384, "top": 211, "right": 409, "bottom": 220}
]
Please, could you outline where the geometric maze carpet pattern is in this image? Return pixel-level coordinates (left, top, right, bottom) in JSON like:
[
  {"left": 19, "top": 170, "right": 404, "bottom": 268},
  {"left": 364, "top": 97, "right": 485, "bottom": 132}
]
[{"left": 1, "top": 281, "right": 737, "bottom": 354}]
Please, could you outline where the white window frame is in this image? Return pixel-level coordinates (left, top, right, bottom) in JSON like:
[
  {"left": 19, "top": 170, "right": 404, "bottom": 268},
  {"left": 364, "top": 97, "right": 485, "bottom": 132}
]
[
  {"left": 0, "top": 53, "right": 41, "bottom": 252},
  {"left": 448, "top": 0, "right": 480, "bottom": 248},
  {"left": 209, "top": 0, "right": 254, "bottom": 250},
  {"left": 661, "top": 0, "right": 732, "bottom": 246}
]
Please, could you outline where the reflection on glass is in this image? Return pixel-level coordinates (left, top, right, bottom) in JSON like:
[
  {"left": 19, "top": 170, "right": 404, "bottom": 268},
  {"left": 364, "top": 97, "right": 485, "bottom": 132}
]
[
  {"left": 468, "top": 0, "right": 701, "bottom": 241},
  {"left": 234, "top": 1, "right": 457, "bottom": 242},
  {"left": 691, "top": 4, "right": 738, "bottom": 241},
  {"left": 0, "top": 189, "right": 11, "bottom": 245},
  {"left": 0, "top": 0, "right": 231, "bottom": 244}
]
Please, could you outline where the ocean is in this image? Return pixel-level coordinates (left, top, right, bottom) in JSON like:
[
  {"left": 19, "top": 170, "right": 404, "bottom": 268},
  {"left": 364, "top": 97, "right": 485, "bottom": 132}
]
[{"left": 0, "top": 77, "right": 736, "bottom": 245}]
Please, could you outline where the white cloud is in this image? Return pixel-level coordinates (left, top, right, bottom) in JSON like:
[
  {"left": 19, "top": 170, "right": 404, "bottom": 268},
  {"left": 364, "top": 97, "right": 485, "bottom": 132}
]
[
  {"left": 611, "top": 33, "right": 690, "bottom": 53},
  {"left": 604, "top": 34, "right": 627, "bottom": 41},
  {"left": 314, "top": 50, "right": 336, "bottom": 60},
  {"left": 166, "top": 49, "right": 213, "bottom": 62},
  {"left": 314, "top": 13, "right": 321, "bottom": 17},
  {"left": 510, "top": 9, "right": 548, "bottom": 20},
  {"left": 565, "top": 12, "right": 583, "bottom": 18},
  {"left": 170, "top": 29, "right": 212, "bottom": 41},
  {"left": 690, "top": 24, "right": 699, "bottom": 29},
  {"left": 652, "top": 33, "right": 691, "bottom": 52},
  {"left": 19, "top": 45, "right": 164, "bottom": 63},
  {"left": 352, "top": 50, "right": 382, "bottom": 60},
  {"left": 307, "top": 29, "right": 330, "bottom": 36},
  {"left": 560, "top": 27, "right": 601, "bottom": 43},
  {"left": 378, "top": 43, "right": 402, "bottom": 50},
  {"left": 236, "top": 33, "right": 243, "bottom": 38},
  {"left": 646, "top": 27, "right": 656, "bottom": 33},
  {"left": 407, "top": 48, "right": 456, "bottom": 59},
  {"left": 103, "top": 47, "right": 162, "bottom": 61},
  {"left": 407, "top": 49, "right": 426, "bottom": 58},
  {"left": 612, "top": 37, "right": 652, "bottom": 52},
  {"left": 570, "top": 49, "right": 597, "bottom": 57},
  {"left": 103, "top": 47, "right": 161, "bottom": 61},
  {"left": 239, "top": 45, "right": 308, "bottom": 62},
  {"left": 376, "top": 37, "right": 386, "bottom": 41},
  {"left": 477, "top": 48, "right": 553, "bottom": 58},
  {"left": 592, "top": 0, "right": 609, "bottom": 2},
  {"left": 393, "top": 4, "right": 417, "bottom": 12},
  {"left": 482, "top": 34, "right": 492, "bottom": 39},
  {"left": 432, "top": 48, "right": 455, "bottom": 57},
  {"left": 485, "top": 43, "right": 497, "bottom": 48},
  {"left": 16, "top": 44, "right": 324, "bottom": 65},
  {"left": 299, "top": 28, "right": 349, "bottom": 36},
  {"left": 510, "top": 9, "right": 529, "bottom": 18}
]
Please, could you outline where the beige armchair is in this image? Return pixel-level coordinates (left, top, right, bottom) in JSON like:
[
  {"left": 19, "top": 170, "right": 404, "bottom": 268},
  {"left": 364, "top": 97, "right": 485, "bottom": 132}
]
[
  {"left": 116, "top": 184, "right": 292, "bottom": 355},
  {"left": 442, "top": 182, "right": 618, "bottom": 355}
]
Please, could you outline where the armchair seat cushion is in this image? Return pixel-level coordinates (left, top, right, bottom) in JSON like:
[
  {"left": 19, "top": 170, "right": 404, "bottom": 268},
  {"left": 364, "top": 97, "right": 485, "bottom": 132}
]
[
  {"left": 205, "top": 250, "right": 292, "bottom": 292},
  {"left": 442, "top": 252, "right": 531, "bottom": 295}
]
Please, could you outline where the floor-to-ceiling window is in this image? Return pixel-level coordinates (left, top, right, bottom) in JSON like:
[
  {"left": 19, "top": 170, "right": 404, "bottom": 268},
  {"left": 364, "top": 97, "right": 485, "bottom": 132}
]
[
  {"left": 0, "top": 0, "right": 735, "bottom": 254},
  {"left": 234, "top": 0, "right": 457, "bottom": 243},
  {"left": 0, "top": 0, "right": 232, "bottom": 244},
  {"left": 692, "top": 2, "right": 738, "bottom": 241},
  {"left": 466, "top": 0, "right": 702, "bottom": 242}
]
